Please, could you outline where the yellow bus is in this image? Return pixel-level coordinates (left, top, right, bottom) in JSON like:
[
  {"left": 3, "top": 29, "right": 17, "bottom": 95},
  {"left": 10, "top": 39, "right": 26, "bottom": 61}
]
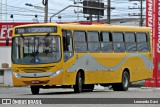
[{"left": 11, "top": 23, "right": 153, "bottom": 94}]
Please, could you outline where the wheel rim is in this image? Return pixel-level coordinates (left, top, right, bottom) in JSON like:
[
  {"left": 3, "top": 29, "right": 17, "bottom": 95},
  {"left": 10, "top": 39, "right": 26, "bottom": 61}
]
[
  {"left": 123, "top": 74, "right": 128, "bottom": 88},
  {"left": 78, "top": 76, "right": 82, "bottom": 91}
]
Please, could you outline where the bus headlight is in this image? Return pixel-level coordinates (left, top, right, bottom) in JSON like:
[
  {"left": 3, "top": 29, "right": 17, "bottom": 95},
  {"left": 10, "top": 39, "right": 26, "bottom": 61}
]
[
  {"left": 50, "top": 70, "right": 62, "bottom": 78},
  {"left": 13, "top": 72, "right": 21, "bottom": 78}
]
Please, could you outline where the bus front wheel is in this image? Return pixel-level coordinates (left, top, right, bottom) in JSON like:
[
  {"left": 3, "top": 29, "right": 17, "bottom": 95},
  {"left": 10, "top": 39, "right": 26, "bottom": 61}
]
[
  {"left": 73, "top": 72, "right": 84, "bottom": 93},
  {"left": 31, "top": 86, "right": 40, "bottom": 94},
  {"left": 112, "top": 71, "right": 130, "bottom": 91}
]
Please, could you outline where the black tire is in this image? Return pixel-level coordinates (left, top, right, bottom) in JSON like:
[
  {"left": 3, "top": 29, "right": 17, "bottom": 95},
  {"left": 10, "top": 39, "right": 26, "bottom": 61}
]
[
  {"left": 83, "top": 84, "right": 95, "bottom": 92},
  {"left": 31, "top": 86, "right": 40, "bottom": 95},
  {"left": 112, "top": 71, "right": 130, "bottom": 91},
  {"left": 73, "top": 72, "right": 83, "bottom": 93}
]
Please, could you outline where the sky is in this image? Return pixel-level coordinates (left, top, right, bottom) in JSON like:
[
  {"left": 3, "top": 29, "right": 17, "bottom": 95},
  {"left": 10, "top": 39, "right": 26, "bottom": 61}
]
[{"left": 0, "top": 0, "right": 146, "bottom": 22}]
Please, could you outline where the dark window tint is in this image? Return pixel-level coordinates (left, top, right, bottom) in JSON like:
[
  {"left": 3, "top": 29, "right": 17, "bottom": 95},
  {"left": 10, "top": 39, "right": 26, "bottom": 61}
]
[
  {"left": 113, "top": 43, "right": 125, "bottom": 52},
  {"left": 112, "top": 32, "right": 125, "bottom": 52},
  {"left": 101, "top": 32, "right": 110, "bottom": 42},
  {"left": 87, "top": 32, "right": 99, "bottom": 41},
  {"left": 74, "top": 31, "right": 87, "bottom": 52},
  {"left": 125, "top": 33, "right": 137, "bottom": 52},
  {"left": 112, "top": 32, "right": 123, "bottom": 42},
  {"left": 136, "top": 33, "right": 149, "bottom": 52},
  {"left": 87, "top": 32, "right": 100, "bottom": 52},
  {"left": 137, "top": 42, "right": 148, "bottom": 52},
  {"left": 147, "top": 33, "right": 151, "bottom": 51},
  {"left": 74, "top": 31, "right": 86, "bottom": 41},
  {"left": 101, "top": 32, "right": 113, "bottom": 52},
  {"left": 63, "top": 30, "right": 74, "bottom": 61},
  {"left": 125, "top": 33, "right": 136, "bottom": 42},
  {"left": 136, "top": 33, "right": 147, "bottom": 42}
]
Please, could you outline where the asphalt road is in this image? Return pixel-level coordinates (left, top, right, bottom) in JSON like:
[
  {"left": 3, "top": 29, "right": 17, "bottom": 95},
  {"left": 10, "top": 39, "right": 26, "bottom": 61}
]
[{"left": 0, "top": 85, "right": 160, "bottom": 107}]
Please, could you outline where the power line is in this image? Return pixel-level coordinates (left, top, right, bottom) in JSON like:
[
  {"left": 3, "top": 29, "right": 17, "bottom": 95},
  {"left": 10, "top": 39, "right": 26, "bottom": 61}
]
[
  {"left": 128, "top": 0, "right": 145, "bottom": 26},
  {"left": 1, "top": 0, "right": 145, "bottom": 22},
  {"left": 0, "top": 3, "right": 65, "bottom": 15},
  {"left": 0, "top": 3, "right": 44, "bottom": 13},
  {"left": 0, "top": 12, "right": 44, "bottom": 17}
]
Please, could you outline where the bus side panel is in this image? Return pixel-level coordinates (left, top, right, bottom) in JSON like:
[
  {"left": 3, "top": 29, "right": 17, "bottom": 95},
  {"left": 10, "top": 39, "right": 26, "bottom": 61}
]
[
  {"left": 80, "top": 53, "right": 152, "bottom": 84},
  {"left": 123, "top": 53, "right": 153, "bottom": 82},
  {"left": 62, "top": 54, "right": 77, "bottom": 85},
  {"left": 63, "top": 71, "right": 77, "bottom": 85}
]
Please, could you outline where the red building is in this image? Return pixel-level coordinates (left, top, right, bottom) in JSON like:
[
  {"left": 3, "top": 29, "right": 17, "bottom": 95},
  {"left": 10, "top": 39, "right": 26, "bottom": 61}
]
[{"left": 0, "top": 22, "right": 35, "bottom": 46}]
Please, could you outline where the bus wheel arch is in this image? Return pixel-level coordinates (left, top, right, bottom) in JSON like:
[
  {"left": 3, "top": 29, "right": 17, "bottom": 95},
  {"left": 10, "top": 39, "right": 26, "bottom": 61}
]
[{"left": 73, "top": 69, "right": 85, "bottom": 93}]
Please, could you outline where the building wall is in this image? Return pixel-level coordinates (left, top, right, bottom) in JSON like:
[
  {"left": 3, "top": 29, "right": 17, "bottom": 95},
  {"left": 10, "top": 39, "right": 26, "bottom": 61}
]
[{"left": 0, "top": 46, "right": 11, "bottom": 68}]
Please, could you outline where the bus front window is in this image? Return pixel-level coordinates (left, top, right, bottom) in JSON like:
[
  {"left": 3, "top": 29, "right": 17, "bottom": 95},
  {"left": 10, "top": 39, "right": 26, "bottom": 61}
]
[{"left": 12, "top": 36, "right": 61, "bottom": 64}]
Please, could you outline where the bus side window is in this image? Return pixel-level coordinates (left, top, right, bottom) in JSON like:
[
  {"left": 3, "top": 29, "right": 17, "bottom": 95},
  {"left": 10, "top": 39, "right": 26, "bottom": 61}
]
[
  {"left": 147, "top": 33, "right": 151, "bottom": 52},
  {"left": 100, "top": 32, "right": 113, "bottom": 52},
  {"left": 74, "top": 31, "right": 87, "bottom": 52},
  {"left": 124, "top": 32, "right": 137, "bottom": 52},
  {"left": 112, "top": 32, "right": 125, "bottom": 53},
  {"left": 87, "top": 31, "right": 100, "bottom": 52},
  {"left": 63, "top": 30, "right": 73, "bottom": 62},
  {"left": 136, "top": 33, "right": 149, "bottom": 52}
]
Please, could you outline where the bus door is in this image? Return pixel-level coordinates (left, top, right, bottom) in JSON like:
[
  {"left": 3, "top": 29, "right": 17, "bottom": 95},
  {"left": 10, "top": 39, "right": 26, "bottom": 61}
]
[{"left": 62, "top": 30, "right": 75, "bottom": 71}]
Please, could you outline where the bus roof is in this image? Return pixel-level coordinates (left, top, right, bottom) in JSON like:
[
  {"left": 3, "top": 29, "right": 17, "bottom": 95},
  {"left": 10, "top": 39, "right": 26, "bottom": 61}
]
[{"left": 14, "top": 23, "right": 151, "bottom": 33}]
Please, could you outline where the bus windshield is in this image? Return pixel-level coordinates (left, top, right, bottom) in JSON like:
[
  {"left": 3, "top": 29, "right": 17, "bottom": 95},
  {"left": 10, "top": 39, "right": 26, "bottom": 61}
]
[{"left": 12, "top": 35, "right": 61, "bottom": 64}]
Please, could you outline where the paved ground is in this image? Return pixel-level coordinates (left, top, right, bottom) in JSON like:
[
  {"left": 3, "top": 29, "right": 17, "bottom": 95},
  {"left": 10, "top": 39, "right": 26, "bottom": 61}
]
[{"left": 0, "top": 85, "right": 160, "bottom": 107}]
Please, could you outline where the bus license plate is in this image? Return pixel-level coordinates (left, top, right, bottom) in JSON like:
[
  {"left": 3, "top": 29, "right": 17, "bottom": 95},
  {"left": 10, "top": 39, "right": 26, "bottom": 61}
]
[{"left": 31, "top": 80, "right": 40, "bottom": 84}]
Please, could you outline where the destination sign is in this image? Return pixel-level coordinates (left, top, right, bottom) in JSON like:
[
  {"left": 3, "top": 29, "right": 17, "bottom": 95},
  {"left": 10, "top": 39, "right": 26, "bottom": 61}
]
[{"left": 15, "top": 26, "right": 57, "bottom": 34}]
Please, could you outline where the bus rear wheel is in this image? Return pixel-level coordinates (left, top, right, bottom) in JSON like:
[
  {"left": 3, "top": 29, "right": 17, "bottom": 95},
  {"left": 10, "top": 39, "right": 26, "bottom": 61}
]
[
  {"left": 112, "top": 71, "right": 130, "bottom": 91},
  {"left": 31, "top": 86, "right": 40, "bottom": 94},
  {"left": 73, "top": 72, "right": 84, "bottom": 93}
]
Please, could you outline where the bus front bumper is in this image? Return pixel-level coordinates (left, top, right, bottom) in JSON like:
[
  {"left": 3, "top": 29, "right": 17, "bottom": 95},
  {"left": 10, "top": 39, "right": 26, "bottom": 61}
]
[{"left": 12, "top": 70, "right": 63, "bottom": 86}]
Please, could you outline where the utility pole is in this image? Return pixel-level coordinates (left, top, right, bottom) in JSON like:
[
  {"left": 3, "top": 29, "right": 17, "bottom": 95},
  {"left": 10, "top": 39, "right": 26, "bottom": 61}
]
[
  {"left": 42, "top": 0, "right": 48, "bottom": 23},
  {"left": 140, "top": 0, "right": 143, "bottom": 26},
  {"left": 89, "top": 14, "right": 92, "bottom": 22},
  {"left": 107, "top": 0, "right": 111, "bottom": 24},
  {"left": 128, "top": 0, "right": 145, "bottom": 26},
  {"left": 50, "top": 5, "right": 105, "bottom": 22},
  {"left": 73, "top": 0, "right": 83, "bottom": 22},
  {"left": 97, "top": 0, "right": 100, "bottom": 22}
]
